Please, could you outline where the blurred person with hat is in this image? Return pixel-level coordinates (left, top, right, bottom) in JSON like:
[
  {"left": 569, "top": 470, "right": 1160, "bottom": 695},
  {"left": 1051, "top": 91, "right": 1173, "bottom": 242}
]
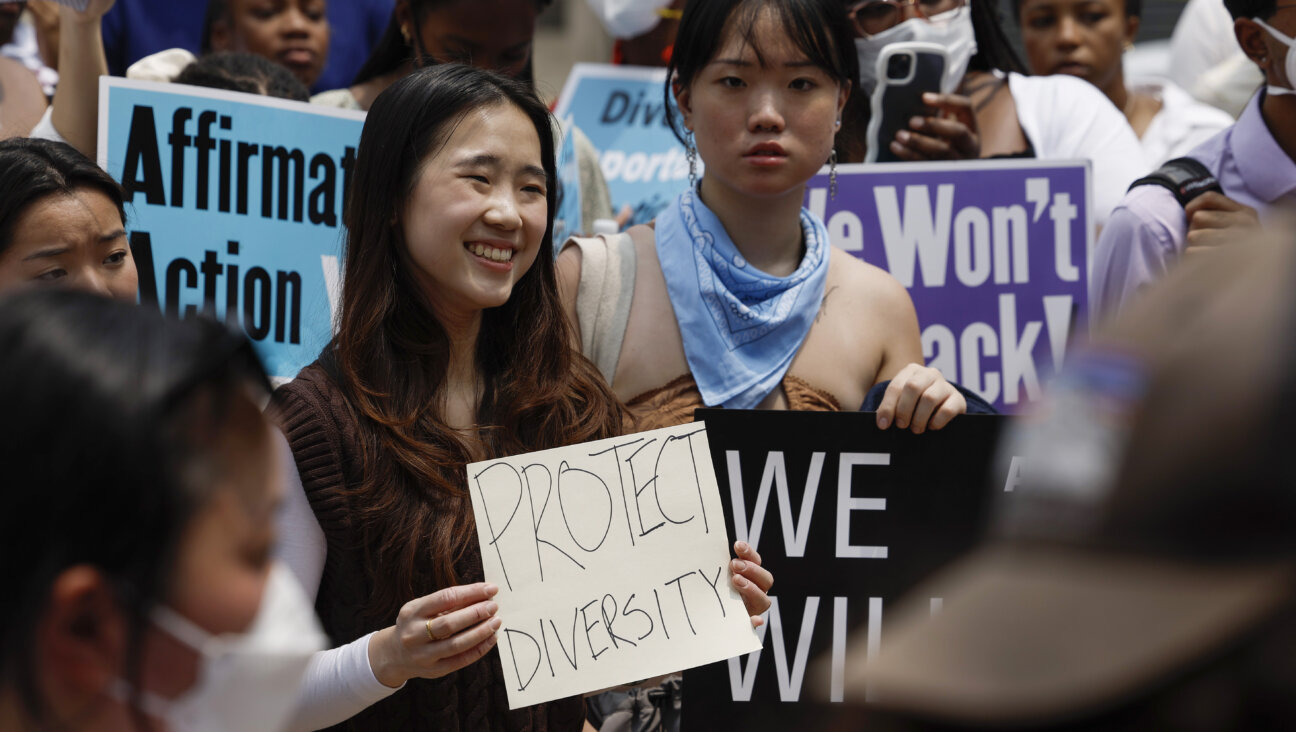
[{"left": 826, "top": 228, "right": 1296, "bottom": 729}]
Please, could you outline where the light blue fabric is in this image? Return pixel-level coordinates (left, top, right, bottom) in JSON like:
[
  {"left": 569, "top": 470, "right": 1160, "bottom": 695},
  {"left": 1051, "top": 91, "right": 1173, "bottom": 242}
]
[{"left": 656, "top": 188, "right": 830, "bottom": 409}]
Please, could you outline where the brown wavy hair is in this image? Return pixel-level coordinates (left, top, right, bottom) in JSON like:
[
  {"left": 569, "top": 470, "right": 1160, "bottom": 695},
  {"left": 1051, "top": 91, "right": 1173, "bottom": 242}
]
[{"left": 334, "top": 64, "right": 624, "bottom": 618}]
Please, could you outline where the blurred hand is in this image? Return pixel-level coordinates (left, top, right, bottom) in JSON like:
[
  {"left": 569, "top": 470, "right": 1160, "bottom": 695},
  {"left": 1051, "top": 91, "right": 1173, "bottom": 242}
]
[
  {"left": 369, "top": 582, "right": 502, "bottom": 688},
  {"left": 889, "top": 93, "right": 980, "bottom": 161},
  {"left": 731, "top": 541, "right": 773, "bottom": 627},
  {"left": 24, "top": 0, "right": 60, "bottom": 30},
  {"left": 25, "top": 0, "right": 59, "bottom": 66},
  {"left": 76, "top": 0, "right": 116, "bottom": 19},
  {"left": 614, "top": 204, "right": 633, "bottom": 231},
  {"left": 1184, "top": 192, "right": 1260, "bottom": 253},
  {"left": 45, "top": 0, "right": 115, "bottom": 25},
  {"left": 876, "top": 363, "right": 966, "bottom": 433}
]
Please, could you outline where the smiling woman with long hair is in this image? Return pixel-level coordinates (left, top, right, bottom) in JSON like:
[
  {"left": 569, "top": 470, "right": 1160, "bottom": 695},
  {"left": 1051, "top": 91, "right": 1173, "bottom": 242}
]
[{"left": 270, "top": 63, "right": 773, "bottom": 732}]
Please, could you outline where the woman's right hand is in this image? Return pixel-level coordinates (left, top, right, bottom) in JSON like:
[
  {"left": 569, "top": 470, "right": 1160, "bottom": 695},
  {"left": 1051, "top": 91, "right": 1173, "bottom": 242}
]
[
  {"left": 368, "top": 582, "right": 502, "bottom": 688},
  {"left": 890, "top": 92, "right": 981, "bottom": 161},
  {"left": 875, "top": 363, "right": 966, "bottom": 433}
]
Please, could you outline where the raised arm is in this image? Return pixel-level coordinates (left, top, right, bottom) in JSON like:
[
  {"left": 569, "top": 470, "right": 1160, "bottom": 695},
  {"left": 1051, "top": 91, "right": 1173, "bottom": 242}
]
[{"left": 48, "top": 0, "right": 113, "bottom": 159}]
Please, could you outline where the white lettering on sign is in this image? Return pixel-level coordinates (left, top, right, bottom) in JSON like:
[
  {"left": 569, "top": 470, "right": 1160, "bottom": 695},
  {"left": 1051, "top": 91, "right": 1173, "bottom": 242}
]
[
  {"left": 725, "top": 451, "right": 824, "bottom": 558},
  {"left": 923, "top": 293, "right": 1074, "bottom": 405},
  {"left": 726, "top": 594, "right": 950, "bottom": 703},
  {"left": 836, "top": 453, "right": 890, "bottom": 559},
  {"left": 725, "top": 452, "right": 889, "bottom": 560},
  {"left": 600, "top": 148, "right": 690, "bottom": 183},
  {"left": 807, "top": 188, "right": 865, "bottom": 252},
  {"left": 1004, "top": 456, "right": 1025, "bottom": 492},
  {"left": 807, "top": 179, "right": 1082, "bottom": 289}
]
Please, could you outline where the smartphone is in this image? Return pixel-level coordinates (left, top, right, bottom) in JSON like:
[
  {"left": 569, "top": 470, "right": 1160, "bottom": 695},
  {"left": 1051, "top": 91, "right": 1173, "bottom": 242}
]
[{"left": 864, "top": 42, "right": 948, "bottom": 164}]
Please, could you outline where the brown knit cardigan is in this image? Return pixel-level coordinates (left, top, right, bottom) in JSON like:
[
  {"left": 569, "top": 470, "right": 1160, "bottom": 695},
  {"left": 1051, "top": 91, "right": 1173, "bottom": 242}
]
[{"left": 269, "top": 363, "right": 586, "bottom": 732}]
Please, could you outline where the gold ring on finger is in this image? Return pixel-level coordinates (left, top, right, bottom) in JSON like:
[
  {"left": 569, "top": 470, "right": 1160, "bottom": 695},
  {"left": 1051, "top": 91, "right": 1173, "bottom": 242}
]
[{"left": 425, "top": 617, "right": 438, "bottom": 643}]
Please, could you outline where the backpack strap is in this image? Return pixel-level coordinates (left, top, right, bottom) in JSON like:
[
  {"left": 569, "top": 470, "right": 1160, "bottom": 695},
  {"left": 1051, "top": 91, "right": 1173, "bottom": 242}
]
[
  {"left": 1128, "top": 157, "right": 1222, "bottom": 207},
  {"left": 563, "top": 231, "right": 637, "bottom": 383}
]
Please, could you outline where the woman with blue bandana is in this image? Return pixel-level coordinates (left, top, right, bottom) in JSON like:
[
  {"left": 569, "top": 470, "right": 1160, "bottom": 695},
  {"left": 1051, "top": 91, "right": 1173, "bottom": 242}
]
[{"left": 559, "top": 0, "right": 966, "bottom": 434}]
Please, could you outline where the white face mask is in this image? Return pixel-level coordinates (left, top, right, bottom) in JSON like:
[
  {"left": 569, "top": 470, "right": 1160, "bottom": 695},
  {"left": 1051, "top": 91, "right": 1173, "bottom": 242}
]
[
  {"left": 1253, "top": 18, "right": 1296, "bottom": 96},
  {"left": 585, "top": 0, "right": 673, "bottom": 38},
  {"left": 110, "top": 563, "right": 326, "bottom": 732},
  {"left": 854, "top": 5, "right": 978, "bottom": 97}
]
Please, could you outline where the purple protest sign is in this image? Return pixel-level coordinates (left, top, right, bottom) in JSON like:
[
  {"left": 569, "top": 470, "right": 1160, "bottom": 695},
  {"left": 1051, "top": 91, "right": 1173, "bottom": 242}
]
[{"left": 805, "top": 159, "right": 1092, "bottom": 412}]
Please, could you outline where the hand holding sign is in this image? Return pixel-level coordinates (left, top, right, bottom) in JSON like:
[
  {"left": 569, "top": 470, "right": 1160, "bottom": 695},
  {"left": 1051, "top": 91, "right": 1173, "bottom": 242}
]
[
  {"left": 732, "top": 540, "right": 773, "bottom": 626},
  {"left": 875, "top": 363, "right": 967, "bottom": 434},
  {"left": 368, "top": 582, "right": 504, "bottom": 689}
]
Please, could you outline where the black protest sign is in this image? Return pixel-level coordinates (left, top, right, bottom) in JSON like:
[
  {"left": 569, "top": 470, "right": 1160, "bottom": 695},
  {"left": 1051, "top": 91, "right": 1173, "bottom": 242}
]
[{"left": 682, "top": 410, "right": 1011, "bottom": 730}]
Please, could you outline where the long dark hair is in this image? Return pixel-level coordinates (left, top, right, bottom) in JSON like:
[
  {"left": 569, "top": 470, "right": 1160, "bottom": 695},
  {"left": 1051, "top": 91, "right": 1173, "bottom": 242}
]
[
  {"left": 0, "top": 137, "right": 127, "bottom": 254},
  {"left": 968, "top": 0, "right": 1028, "bottom": 74},
  {"left": 0, "top": 289, "right": 270, "bottom": 723},
  {"left": 334, "top": 64, "right": 623, "bottom": 617},
  {"left": 350, "top": 0, "right": 553, "bottom": 87},
  {"left": 174, "top": 51, "right": 312, "bottom": 101},
  {"left": 664, "top": 0, "right": 860, "bottom": 147}
]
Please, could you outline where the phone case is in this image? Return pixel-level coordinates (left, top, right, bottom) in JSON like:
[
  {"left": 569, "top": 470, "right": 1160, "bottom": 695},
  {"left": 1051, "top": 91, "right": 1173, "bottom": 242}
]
[{"left": 864, "top": 43, "right": 949, "bottom": 164}]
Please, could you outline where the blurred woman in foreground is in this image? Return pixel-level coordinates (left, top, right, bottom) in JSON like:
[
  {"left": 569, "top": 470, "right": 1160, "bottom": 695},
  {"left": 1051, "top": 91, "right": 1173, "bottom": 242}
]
[{"left": 0, "top": 289, "right": 325, "bottom": 731}]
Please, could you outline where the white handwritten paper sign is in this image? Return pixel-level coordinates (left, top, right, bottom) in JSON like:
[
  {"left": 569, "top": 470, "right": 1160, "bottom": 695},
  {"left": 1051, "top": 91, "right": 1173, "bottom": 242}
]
[{"left": 468, "top": 422, "right": 762, "bottom": 709}]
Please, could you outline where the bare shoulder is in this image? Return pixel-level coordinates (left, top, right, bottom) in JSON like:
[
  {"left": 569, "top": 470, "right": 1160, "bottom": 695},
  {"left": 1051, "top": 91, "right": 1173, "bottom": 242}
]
[
  {"left": 826, "top": 248, "right": 917, "bottom": 321},
  {"left": 625, "top": 222, "right": 658, "bottom": 256}
]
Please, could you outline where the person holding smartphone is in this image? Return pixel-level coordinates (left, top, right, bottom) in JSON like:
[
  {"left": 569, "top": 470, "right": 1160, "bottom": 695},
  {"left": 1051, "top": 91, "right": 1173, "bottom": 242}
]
[{"left": 841, "top": 0, "right": 1147, "bottom": 224}]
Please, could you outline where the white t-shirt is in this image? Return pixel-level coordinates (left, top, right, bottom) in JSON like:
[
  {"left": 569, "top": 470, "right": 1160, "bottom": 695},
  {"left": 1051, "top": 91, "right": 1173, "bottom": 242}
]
[
  {"left": 1130, "top": 77, "right": 1235, "bottom": 166},
  {"left": 1168, "top": 0, "right": 1263, "bottom": 117},
  {"left": 1007, "top": 72, "right": 1149, "bottom": 226}
]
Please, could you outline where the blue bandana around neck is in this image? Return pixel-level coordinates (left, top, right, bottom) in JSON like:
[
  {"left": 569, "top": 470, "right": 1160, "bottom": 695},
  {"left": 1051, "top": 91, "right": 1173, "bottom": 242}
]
[{"left": 656, "top": 188, "right": 831, "bottom": 409}]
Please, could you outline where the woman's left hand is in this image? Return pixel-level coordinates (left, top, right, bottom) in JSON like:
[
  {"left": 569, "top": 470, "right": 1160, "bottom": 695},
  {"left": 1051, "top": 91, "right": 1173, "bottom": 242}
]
[
  {"left": 890, "top": 93, "right": 980, "bottom": 161},
  {"left": 875, "top": 363, "right": 967, "bottom": 433},
  {"left": 732, "top": 540, "right": 773, "bottom": 627}
]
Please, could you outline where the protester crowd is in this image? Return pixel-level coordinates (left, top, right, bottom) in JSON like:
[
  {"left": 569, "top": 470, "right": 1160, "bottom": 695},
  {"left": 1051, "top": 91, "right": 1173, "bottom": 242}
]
[{"left": 0, "top": 0, "right": 1292, "bottom": 730}]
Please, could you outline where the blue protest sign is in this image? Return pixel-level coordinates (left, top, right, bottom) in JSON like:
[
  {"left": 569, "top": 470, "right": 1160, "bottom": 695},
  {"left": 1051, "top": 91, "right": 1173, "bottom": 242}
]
[
  {"left": 553, "top": 116, "right": 582, "bottom": 245},
  {"left": 99, "top": 77, "right": 364, "bottom": 383},
  {"left": 806, "top": 160, "right": 1092, "bottom": 412},
  {"left": 553, "top": 63, "right": 693, "bottom": 227}
]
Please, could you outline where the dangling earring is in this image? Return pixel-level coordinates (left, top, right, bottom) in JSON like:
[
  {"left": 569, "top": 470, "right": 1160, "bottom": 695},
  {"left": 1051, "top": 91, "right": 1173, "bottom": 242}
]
[
  {"left": 401, "top": 25, "right": 412, "bottom": 43},
  {"left": 828, "top": 148, "right": 838, "bottom": 201},
  {"left": 687, "top": 134, "right": 698, "bottom": 189}
]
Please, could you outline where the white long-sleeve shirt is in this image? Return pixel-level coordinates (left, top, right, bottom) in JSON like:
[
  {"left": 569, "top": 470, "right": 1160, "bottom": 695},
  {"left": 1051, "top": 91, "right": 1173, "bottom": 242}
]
[{"left": 272, "top": 429, "right": 404, "bottom": 732}]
